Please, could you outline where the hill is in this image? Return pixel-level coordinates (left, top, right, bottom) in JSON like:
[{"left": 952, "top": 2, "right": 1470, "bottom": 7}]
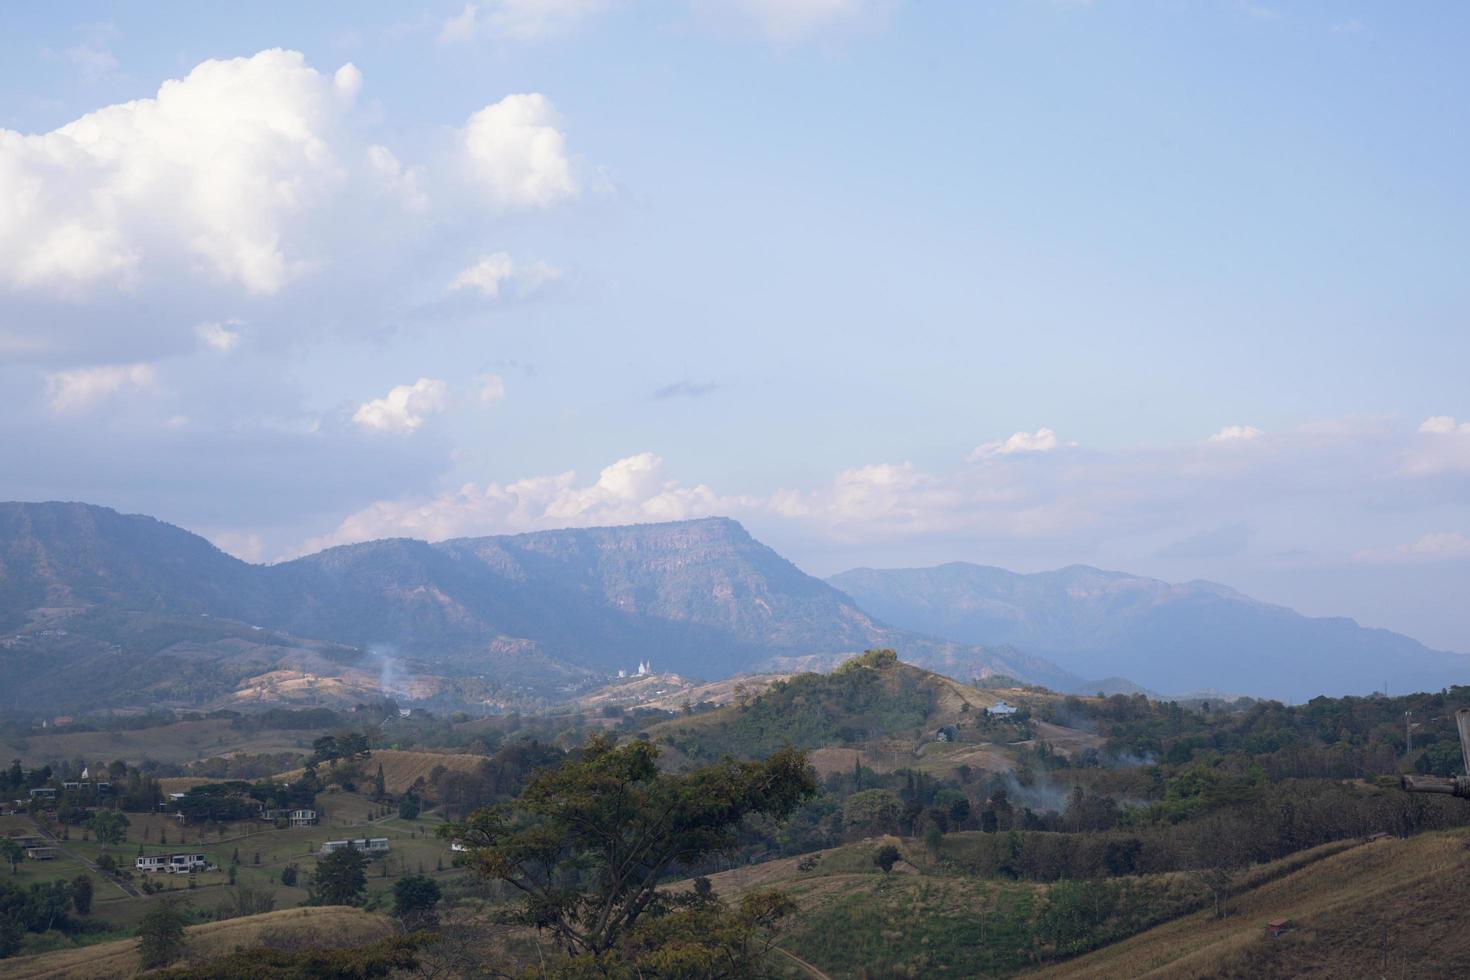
[
  {"left": 276, "top": 747, "right": 489, "bottom": 796},
  {"left": 829, "top": 562, "right": 1470, "bottom": 701},
  {"left": 1031, "top": 829, "right": 1470, "bottom": 978},
  {"left": 643, "top": 651, "right": 1040, "bottom": 772},
  {"left": 0, "top": 502, "right": 1070, "bottom": 711},
  {"left": 3, "top": 906, "right": 390, "bottom": 979}
]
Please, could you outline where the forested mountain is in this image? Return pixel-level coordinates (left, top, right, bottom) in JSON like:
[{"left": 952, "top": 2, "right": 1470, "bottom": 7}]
[
  {"left": 828, "top": 562, "right": 1470, "bottom": 701},
  {"left": 0, "top": 502, "right": 1064, "bottom": 711}
]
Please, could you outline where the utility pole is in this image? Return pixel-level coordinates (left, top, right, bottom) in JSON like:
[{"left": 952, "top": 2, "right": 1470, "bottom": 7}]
[{"left": 1406, "top": 710, "right": 1412, "bottom": 755}]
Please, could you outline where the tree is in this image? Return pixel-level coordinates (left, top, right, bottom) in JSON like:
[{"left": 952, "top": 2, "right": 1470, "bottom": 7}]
[
  {"left": 443, "top": 734, "right": 815, "bottom": 963},
  {"left": 310, "top": 847, "right": 367, "bottom": 906},
  {"left": 137, "top": 898, "right": 189, "bottom": 970},
  {"left": 70, "top": 874, "right": 93, "bottom": 916},
  {"left": 398, "top": 794, "right": 420, "bottom": 820},
  {"left": 392, "top": 874, "right": 441, "bottom": 928},
  {"left": 873, "top": 844, "right": 901, "bottom": 874},
  {"left": 0, "top": 839, "right": 22, "bottom": 875},
  {"left": 280, "top": 863, "right": 299, "bottom": 887},
  {"left": 842, "top": 788, "right": 901, "bottom": 837},
  {"left": 1185, "top": 813, "right": 1251, "bottom": 918},
  {"left": 87, "top": 811, "right": 130, "bottom": 848}
]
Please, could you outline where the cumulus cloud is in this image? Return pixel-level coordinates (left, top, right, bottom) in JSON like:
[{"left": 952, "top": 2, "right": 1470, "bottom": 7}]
[
  {"left": 366, "top": 144, "right": 429, "bottom": 212},
  {"left": 1209, "top": 424, "right": 1263, "bottom": 442},
  {"left": 45, "top": 363, "right": 157, "bottom": 412},
  {"left": 352, "top": 378, "right": 450, "bottom": 433},
  {"left": 1402, "top": 416, "right": 1470, "bottom": 476},
  {"left": 0, "top": 49, "right": 359, "bottom": 296},
  {"left": 290, "top": 417, "right": 1470, "bottom": 579},
  {"left": 461, "top": 94, "right": 579, "bottom": 209},
  {"left": 299, "top": 451, "right": 741, "bottom": 551},
  {"left": 1419, "top": 416, "right": 1470, "bottom": 436},
  {"left": 439, "top": 0, "right": 610, "bottom": 42},
  {"left": 968, "top": 427, "right": 1062, "bottom": 461},
  {"left": 449, "top": 252, "right": 563, "bottom": 298},
  {"left": 195, "top": 320, "right": 242, "bottom": 352}
]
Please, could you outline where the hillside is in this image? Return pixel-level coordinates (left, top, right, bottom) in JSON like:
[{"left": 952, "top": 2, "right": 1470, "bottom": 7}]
[
  {"left": 1032, "top": 829, "right": 1470, "bottom": 978},
  {"left": 829, "top": 562, "right": 1470, "bottom": 701},
  {"left": 0, "top": 502, "right": 1070, "bottom": 711},
  {"left": 276, "top": 747, "right": 489, "bottom": 796},
  {"left": 3, "top": 906, "right": 391, "bottom": 979},
  {"left": 644, "top": 651, "right": 1037, "bottom": 770}
]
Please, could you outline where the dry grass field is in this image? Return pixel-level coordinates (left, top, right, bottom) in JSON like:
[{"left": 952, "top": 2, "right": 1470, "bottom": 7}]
[
  {"left": 277, "top": 748, "right": 489, "bottom": 795},
  {"left": 1030, "top": 828, "right": 1470, "bottom": 979},
  {"left": 4, "top": 719, "right": 324, "bottom": 767},
  {"left": 3, "top": 906, "right": 392, "bottom": 979}
]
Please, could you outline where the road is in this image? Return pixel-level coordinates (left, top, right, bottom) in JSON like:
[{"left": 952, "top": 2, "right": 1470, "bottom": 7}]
[{"left": 25, "top": 816, "right": 140, "bottom": 898}]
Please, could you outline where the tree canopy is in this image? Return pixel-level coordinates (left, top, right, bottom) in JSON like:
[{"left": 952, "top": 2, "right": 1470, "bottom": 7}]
[{"left": 443, "top": 733, "right": 816, "bottom": 967}]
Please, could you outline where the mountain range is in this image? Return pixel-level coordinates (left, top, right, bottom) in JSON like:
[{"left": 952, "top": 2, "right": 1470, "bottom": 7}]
[
  {"left": 0, "top": 502, "right": 1064, "bottom": 713},
  {"left": 828, "top": 562, "right": 1470, "bottom": 702},
  {"left": 3, "top": 501, "right": 1464, "bottom": 712}
]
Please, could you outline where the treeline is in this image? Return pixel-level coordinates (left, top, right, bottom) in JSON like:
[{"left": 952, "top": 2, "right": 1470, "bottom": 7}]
[
  {"left": 940, "top": 780, "right": 1469, "bottom": 881},
  {"left": 1043, "top": 687, "right": 1470, "bottom": 779}
]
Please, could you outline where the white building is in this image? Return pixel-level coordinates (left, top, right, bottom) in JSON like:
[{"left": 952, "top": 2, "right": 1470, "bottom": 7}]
[
  {"left": 320, "top": 837, "right": 390, "bottom": 857},
  {"left": 989, "top": 700, "right": 1018, "bottom": 716},
  {"left": 136, "top": 852, "right": 207, "bottom": 874}
]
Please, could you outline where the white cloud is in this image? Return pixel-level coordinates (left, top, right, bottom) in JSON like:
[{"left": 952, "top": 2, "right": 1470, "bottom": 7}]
[
  {"left": 352, "top": 378, "right": 450, "bottom": 433},
  {"left": 298, "top": 451, "right": 741, "bottom": 551},
  {"left": 968, "top": 427, "right": 1062, "bottom": 461},
  {"left": 1209, "top": 424, "right": 1263, "bottom": 442},
  {"left": 367, "top": 144, "right": 429, "bottom": 212},
  {"left": 477, "top": 373, "right": 507, "bottom": 404},
  {"left": 294, "top": 417, "right": 1470, "bottom": 568},
  {"left": 449, "top": 252, "right": 563, "bottom": 298},
  {"left": 195, "top": 320, "right": 243, "bottom": 352},
  {"left": 1419, "top": 416, "right": 1470, "bottom": 436},
  {"left": 0, "top": 49, "right": 358, "bottom": 296},
  {"left": 1403, "top": 416, "right": 1470, "bottom": 476},
  {"left": 45, "top": 363, "right": 157, "bottom": 412},
  {"left": 461, "top": 94, "right": 579, "bottom": 209},
  {"left": 439, "top": 0, "right": 610, "bottom": 42}
]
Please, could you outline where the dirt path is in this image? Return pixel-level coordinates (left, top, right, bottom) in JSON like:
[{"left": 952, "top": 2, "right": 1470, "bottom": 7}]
[
  {"left": 777, "top": 946, "right": 836, "bottom": 980},
  {"left": 25, "top": 816, "right": 140, "bottom": 898}
]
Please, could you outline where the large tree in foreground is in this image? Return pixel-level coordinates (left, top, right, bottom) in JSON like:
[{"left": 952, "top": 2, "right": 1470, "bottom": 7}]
[{"left": 442, "top": 735, "right": 816, "bottom": 967}]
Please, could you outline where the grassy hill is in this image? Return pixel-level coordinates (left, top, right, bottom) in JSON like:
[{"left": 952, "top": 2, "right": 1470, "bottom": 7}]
[
  {"left": 1031, "top": 828, "right": 1470, "bottom": 979},
  {"left": 645, "top": 650, "right": 1015, "bottom": 765},
  {"left": 669, "top": 827, "right": 1470, "bottom": 979},
  {"left": 3, "top": 906, "right": 391, "bottom": 979}
]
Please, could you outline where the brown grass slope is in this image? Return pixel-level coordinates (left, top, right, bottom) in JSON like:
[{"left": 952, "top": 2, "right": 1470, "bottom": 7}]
[
  {"left": 1029, "top": 828, "right": 1470, "bottom": 979},
  {"left": 4, "top": 906, "right": 391, "bottom": 979},
  {"left": 277, "top": 747, "right": 487, "bottom": 795}
]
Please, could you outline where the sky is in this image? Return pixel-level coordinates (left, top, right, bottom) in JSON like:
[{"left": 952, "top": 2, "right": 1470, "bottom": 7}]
[{"left": 2, "top": 1, "right": 1469, "bottom": 650}]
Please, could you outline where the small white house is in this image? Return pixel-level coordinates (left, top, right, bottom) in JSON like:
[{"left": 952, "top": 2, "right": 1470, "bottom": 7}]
[
  {"left": 136, "top": 852, "right": 207, "bottom": 874},
  {"left": 320, "top": 837, "right": 390, "bottom": 857},
  {"left": 989, "top": 700, "right": 1018, "bottom": 717}
]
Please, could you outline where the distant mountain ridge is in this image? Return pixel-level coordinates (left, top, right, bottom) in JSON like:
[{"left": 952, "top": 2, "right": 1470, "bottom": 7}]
[
  {"left": 827, "top": 562, "right": 1470, "bottom": 701},
  {"left": 0, "top": 502, "right": 1068, "bottom": 711}
]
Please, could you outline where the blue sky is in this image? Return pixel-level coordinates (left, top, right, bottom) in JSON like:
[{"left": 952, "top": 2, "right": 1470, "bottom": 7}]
[{"left": 3, "top": 2, "right": 1470, "bottom": 650}]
